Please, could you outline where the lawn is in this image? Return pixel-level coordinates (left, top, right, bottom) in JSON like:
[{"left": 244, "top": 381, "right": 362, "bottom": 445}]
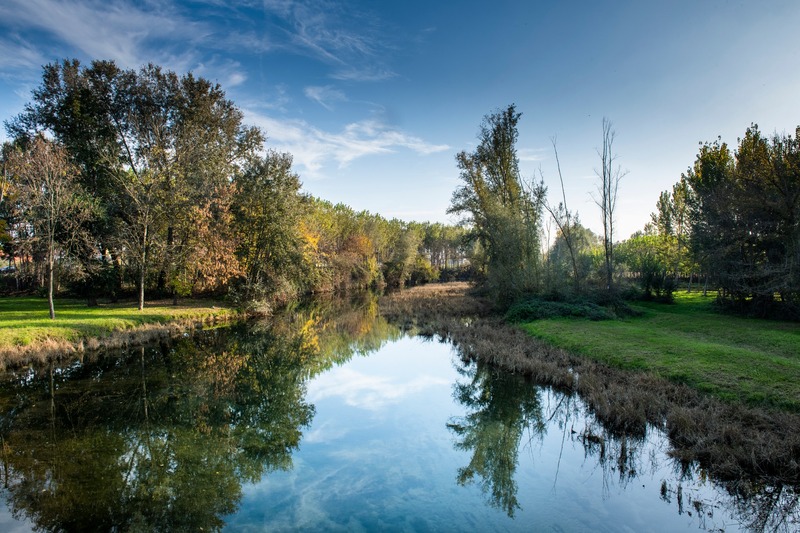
[
  {"left": 519, "top": 291, "right": 800, "bottom": 411},
  {"left": 0, "top": 296, "right": 237, "bottom": 348}
]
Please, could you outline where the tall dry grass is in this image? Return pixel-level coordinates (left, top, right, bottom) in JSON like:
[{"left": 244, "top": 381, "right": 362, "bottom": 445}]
[{"left": 381, "top": 282, "right": 800, "bottom": 485}]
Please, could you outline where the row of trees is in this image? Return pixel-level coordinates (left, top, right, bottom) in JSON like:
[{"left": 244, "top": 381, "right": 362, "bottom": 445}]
[
  {"left": 451, "top": 105, "right": 799, "bottom": 317},
  {"left": 621, "top": 125, "right": 800, "bottom": 316},
  {"left": 0, "top": 59, "right": 470, "bottom": 316},
  {"left": 449, "top": 105, "right": 623, "bottom": 306}
]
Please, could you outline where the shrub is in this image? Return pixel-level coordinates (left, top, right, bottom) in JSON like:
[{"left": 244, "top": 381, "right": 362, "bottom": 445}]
[{"left": 505, "top": 298, "right": 616, "bottom": 322}]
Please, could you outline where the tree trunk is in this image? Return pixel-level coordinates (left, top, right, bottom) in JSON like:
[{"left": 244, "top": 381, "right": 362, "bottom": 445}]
[
  {"left": 139, "top": 224, "right": 148, "bottom": 311},
  {"left": 47, "top": 248, "right": 55, "bottom": 320}
]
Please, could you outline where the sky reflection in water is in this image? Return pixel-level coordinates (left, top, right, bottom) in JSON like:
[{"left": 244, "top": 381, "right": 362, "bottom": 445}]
[{"left": 226, "top": 336, "right": 746, "bottom": 532}]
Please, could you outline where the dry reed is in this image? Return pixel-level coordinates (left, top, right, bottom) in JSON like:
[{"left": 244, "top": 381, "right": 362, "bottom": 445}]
[{"left": 381, "top": 282, "right": 800, "bottom": 485}]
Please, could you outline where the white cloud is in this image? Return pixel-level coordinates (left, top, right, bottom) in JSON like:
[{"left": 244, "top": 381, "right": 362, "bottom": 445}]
[
  {"left": 304, "top": 85, "right": 346, "bottom": 111},
  {"left": 307, "top": 367, "right": 449, "bottom": 411},
  {"left": 0, "top": 0, "right": 206, "bottom": 70},
  {"left": 244, "top": 109, "right": 450, "bottom": 178}
]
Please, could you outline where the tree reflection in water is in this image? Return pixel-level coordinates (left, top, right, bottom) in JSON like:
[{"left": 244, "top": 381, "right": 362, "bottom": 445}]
[
  {"left": 447, "top": 352, "right": 800, "bottom": 530},
  {"left": 447, "top": 358, "right": 545, "bottom": 517},
  {"left": 0, "top": 292, "right": 396, "bottom": 532},
  {"left": 0, "top": 326, "right": 315, "bottom": 531}
]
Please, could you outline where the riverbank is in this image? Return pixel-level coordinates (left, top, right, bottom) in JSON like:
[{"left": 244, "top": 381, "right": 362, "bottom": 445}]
[
  {"left": 518, "top": 291, "right": 800, "bottom": 412},
  {"left": 380, "top": 283, "right": 800, "bottom": 484},
  {"left": 0, "top": 296, "right": 239, "bottom": 370}
]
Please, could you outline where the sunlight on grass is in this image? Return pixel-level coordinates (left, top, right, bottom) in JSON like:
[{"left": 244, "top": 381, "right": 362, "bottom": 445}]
[
  {"left": 0, "top": 297, "right": 236, "bottom": 348},
  {"left": 520, "top": 291, "right": 800, "bottom": 411}
]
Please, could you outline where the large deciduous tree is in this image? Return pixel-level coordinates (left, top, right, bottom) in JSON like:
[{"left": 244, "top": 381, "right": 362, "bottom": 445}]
[
  {"left": 7, "top": 59, "right": 263, "bottom": 309},
  {"left": 449, "top": 105, "right": 545, "bottom": 306}
]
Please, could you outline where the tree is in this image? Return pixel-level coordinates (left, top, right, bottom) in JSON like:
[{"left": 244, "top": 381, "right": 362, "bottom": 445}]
[
  {"left": 547, "top": 221, "right": 600, "bottom": 293},
  {"left": 7, "top": 59, "right": 263, "bottom": 307},
  {"left": 233, "top": 150, "right": 308, "bottom": 310},
  {"left": 685, "top": 125, "right": 800, "bottom": 315},
  {"left": 542, "top": 137, "right": 584, "bottom": 294},
  {"left": 6, "top": 59, "right": 128, "bottom": 302},
  {"left": 449, "top": 105, "right": 545, "bottom": 305},
  {"left": 5, "top": 136, "right": 93, "bottom": 318},
  {"left": 593, "top": 118, "right": 625, "bottom": 294}
]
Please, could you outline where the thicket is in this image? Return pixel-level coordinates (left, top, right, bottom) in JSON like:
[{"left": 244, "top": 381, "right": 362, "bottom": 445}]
[{"left": 0, "top": 59, "right": 471, "bottom": 315}]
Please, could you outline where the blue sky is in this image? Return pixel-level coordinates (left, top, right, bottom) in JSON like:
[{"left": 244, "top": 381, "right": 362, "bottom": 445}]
[{"left": 1, "top": 0, "right": 799, "bottom": 240}]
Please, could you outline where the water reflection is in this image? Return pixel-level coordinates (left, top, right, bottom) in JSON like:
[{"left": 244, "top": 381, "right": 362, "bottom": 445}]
[
  {"left": 0, "top": 327, "right": 315, "bottom": 531},
  {"left": 446, "top": 352, "right": 800, "bottom": 531},
  {"left": 0, "top": 292, "right": 396, "bottom": 532},
  {"left": 447, "top": 359, "right": 545, "bottom": 517},
  {"left": 0, "top": 292, "right": 797, "bottom": 531}
]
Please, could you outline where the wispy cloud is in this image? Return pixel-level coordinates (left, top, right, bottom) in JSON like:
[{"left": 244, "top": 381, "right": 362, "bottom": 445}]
[
  {"left": 304, "top": 85, "right": 346, "bottom": 110},
  {"left": 518, "top": 148, "right": 548, "bottom": 162},
  {"left": 330, "top": 68, "right": 396, "bottom": 82},
  {"left": 0, "top": 35, "right": 46, "bottom": 72},
  {"left": 260, "top": 0, "right": 396, "bottom": 81},
  {"left": 193, "top": 57, "right": 248, "bottom": 88},
  {"left": 0, "top": 0, "right": 206, "bottom": 70},
  {"left": 245, "top": 109, "right": 450, "bottom": 178}
]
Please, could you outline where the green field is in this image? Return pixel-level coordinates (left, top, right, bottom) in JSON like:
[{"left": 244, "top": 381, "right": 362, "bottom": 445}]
[
  {"left": 519, "top": 292, "right": 800, "bottom": 411},
  {"left": 0, "top": 297, "right": 236, "bottom": 348}
]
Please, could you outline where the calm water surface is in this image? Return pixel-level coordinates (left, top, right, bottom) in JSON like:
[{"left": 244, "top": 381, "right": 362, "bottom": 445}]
[{"left": 0, "top": 297, "right": 795, "bottom": 531}]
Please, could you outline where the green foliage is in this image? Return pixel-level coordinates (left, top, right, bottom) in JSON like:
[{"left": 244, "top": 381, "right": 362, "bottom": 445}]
[
  {"left": 544, "top": 222, "right": 601, "bottom": 298},
  {"left": 449, "top": 105, "right": 545, "bottom": 306},
  {"left": 409, "top": 255, "right": 439, "bottom": 285},
  {"left": 233, "top": 150, "right": 309, "bottom": 305},
  {"left": 616, "top": 233, "right": 676, "bottom": 301},
  {"left": 505, "top": 298, "right": 616, "bottom": 322},
  {"left": 682, "top": 125, "right": 800, "bottom": 317},
  {"left": 520, "top": 291, "right": 800, "bottom": 411}
]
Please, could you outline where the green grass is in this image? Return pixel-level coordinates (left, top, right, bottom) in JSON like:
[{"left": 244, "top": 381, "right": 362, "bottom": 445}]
[
  {"left": 0, "top": 296, "right": 236, "bottom": 348},
  {"left": 519, "top": 291, "right": 800, "bottom": 411}
]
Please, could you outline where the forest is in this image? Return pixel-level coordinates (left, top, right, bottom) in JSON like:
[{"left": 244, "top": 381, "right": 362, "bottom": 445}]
[
  {"left": 0, "top": 60, "right": 469, "bottom": 317},
  {"left": 2, "top": 59, "right": 799, "bottom": 320}
]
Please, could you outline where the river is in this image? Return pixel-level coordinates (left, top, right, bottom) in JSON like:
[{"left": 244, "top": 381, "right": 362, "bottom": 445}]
[{"left": 0, "top": 294, "right": 795, "bottom": 531}]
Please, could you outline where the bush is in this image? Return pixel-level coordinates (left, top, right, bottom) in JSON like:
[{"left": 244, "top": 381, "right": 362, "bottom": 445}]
[{"left": 505, "top": 298, "right": 616, "bottom": 322}]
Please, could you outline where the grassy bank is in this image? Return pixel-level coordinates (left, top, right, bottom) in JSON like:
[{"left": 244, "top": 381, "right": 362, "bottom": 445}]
[
  {"left": 518, "top": 291, "right": 800, "bottom": 411},
  {"left": 0, "top": 296, "right": 238, "bottom": 368}
]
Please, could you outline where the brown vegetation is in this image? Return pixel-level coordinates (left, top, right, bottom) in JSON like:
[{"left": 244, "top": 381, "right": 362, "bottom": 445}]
[{"left": 380, "top": 282, "right": 800, "bottom": 485}]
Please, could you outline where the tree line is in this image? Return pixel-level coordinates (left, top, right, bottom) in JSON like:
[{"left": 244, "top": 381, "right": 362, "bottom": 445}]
[
  {"left": 620, "top": 125, "right": 800, "bottom": 317},
  {"left": 0, "top": 59, "right": 470, "bottom": 317},
  {"left": 451, "top": 105, "right": 799, "bottom": 318}
]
